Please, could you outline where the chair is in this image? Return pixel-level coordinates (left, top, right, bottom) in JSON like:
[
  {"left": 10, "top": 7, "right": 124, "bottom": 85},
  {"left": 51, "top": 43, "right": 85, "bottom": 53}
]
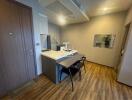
[
  {"left": 59, "top": 62, "right": 82, "bottom": 91},
  {"left": 74, "top": 56, "right": 86, "bottom": 73},
  {"left": 82, "top": 56, "right": 87, "bottom": 73}
]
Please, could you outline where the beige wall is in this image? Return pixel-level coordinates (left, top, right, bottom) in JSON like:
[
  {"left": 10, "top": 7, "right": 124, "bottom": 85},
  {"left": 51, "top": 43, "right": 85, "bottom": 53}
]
[{"left": 61, "top": 12, "right": 126, "bottom": 67}]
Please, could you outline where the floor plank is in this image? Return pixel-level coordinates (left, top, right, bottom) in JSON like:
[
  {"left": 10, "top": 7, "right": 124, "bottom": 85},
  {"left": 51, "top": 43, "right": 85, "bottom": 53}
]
[{"left": 1, "top": 62, "right": 132, "bottom": 100}]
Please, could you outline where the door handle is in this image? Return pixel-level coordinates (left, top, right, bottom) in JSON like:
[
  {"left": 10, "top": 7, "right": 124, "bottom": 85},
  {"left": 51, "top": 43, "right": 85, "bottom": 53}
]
[
  {"left": 9, "top": 33, "right": 13, "bottom": 36},
  {"left": 121, "top": 49, "right": 125, "bottom": 56}
]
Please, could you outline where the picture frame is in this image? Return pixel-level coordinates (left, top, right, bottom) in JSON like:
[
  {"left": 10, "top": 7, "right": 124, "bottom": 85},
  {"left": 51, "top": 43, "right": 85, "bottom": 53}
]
[{"left": 94, "top": 34, "right": 116, "bottom": 48}]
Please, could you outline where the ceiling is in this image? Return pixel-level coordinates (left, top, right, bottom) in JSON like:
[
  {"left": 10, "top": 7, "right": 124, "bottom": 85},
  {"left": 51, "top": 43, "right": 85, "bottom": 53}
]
[
  {"left": 81, "top": 0, "right": 132, "bottom": 16},
  {"left": 38, "top": 0, "right": 132, "bottom": 26}
]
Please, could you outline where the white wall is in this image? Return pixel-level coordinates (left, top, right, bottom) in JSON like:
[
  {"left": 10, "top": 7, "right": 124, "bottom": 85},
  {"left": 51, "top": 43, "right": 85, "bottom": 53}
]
[
  {"left": 61, "top": 12, "right": 126, "bottom": 67},
  {"left": 118, "top": 24, "right": 132, "bottom": 86},
  {"left": 48, "top": 22, "right": 61, "bottom": 50},
  {"left": 16, "top": 0, "right": 48, "bottom": 75},
  {"left": 118, "top": 6, "right": 132, "bottom": 86}
]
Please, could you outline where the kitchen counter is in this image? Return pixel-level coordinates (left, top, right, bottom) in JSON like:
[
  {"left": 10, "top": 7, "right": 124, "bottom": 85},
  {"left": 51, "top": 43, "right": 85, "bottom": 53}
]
[
  {"left": 41, "top": 50, "right": 78, "bottom": 83},
  {"left": 41, "top": 50, "right": 78, "bottom": 60}
]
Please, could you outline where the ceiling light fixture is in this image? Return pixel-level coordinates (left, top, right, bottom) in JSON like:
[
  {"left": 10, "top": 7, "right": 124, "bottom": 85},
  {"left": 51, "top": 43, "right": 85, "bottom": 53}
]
[
  {"left": 103, "top": 8, "right": 108, "bottom": 11},
  {"left": 58, "top": 15, "right": 66, "bottom": 26}
]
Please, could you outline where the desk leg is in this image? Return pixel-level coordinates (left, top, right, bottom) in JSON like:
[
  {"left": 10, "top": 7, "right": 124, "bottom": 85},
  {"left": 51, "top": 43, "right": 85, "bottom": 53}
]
[
  {"left": 60, "top": 70, "right": 63, "bottom": 83},
  {"left": 69, "top": 69, "right": 74, "bottom": 91},
  {"left": 84, "top": 63, "right": 86, "bottom": 73},
  {"left": 79, "top": 68, "right": 82, "bottom": 81},
  {"left": 83, "top": 57, "right": 86, "bottom": 73}
]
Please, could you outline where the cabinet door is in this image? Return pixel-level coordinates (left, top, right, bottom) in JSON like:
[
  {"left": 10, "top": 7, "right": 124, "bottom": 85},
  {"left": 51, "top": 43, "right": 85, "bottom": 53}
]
[
  {"left": 18, "top": 5, "right": 36, "bottom": 80},
  {"left": 0, "top": 0, "right": 29, "bottom": 92}
]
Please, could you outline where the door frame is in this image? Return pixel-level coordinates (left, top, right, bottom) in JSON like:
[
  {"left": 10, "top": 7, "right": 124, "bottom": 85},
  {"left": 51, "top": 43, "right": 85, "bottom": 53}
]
[{"left": 121, "top": 23, "right": 131, "bottom": 56}]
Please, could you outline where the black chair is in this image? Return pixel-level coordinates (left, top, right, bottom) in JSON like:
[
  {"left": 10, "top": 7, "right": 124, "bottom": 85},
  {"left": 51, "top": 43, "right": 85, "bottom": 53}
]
[
  {"left": 82, "top": 56, "right": 87, "bottom": 73},
  {"left": 73, "top": 56, "right": 86, "bottom": 72},
  {"left": 59, "top": 60, "right": 83, "bottom": 91}
]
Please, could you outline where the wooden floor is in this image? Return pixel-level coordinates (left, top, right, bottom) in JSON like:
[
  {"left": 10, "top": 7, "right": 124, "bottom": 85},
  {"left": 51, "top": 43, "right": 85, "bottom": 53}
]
[{"left": 2, "top": 62, "right": 132, "bottom": 100}]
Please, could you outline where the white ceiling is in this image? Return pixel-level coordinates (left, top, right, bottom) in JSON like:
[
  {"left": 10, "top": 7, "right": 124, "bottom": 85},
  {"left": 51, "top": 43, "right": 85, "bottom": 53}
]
[
  {"left": 81, "top": 0, "right": 132, "bottom": 16},
  {"left": 38, "top": 0, "right": 132, "bottom": 26}
]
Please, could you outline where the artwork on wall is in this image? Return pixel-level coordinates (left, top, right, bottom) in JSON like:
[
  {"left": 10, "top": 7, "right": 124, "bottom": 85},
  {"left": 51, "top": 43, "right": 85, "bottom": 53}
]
[{"left": 94, "top": 34, "right": 116, "bottom": 48}]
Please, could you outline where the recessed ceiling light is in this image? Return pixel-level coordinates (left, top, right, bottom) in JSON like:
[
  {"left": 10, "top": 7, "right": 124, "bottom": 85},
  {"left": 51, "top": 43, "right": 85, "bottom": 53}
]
[
  {"left": 103, "top": 8, "right": 108, "bottom": 11},
  {"left": 58, "top": 15, "right": 66, "bottom": 25}
]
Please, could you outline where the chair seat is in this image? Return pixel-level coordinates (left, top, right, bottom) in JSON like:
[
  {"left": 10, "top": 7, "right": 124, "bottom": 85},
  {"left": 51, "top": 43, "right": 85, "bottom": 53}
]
[
  {"left": 59, "top": 56, "right": 86, "bottom": 91},
  {"left": 61, "top": 67, "right": 79, "bottom": 76}
]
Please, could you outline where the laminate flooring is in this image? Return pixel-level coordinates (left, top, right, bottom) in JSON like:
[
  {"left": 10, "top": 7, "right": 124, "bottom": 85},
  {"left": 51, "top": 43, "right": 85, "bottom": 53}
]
[{"left": 2, "top": 62, "right": 132, "bottom": 100}]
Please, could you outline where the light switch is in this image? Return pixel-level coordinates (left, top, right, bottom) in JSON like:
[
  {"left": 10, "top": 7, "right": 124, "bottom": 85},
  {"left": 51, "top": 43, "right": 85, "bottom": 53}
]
[
  {"left": 36, "top": 43, "right": 40, "bottom": 46},
  {"left": 9, "top": 33, "right": 13, "bottom": 36}
]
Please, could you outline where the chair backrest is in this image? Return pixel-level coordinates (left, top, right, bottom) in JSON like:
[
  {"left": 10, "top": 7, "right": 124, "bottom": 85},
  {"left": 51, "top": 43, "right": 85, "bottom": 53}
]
[
  {"left": 73, "top": 56, "right": 86, "bottom": 68},
  {"left": 82, "top": 56, "right": 86, "bottom": 61}
]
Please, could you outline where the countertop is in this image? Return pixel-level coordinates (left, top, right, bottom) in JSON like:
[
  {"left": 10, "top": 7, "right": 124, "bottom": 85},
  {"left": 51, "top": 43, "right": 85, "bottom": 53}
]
[{"left": 41, "top": 50, "right": 78, "bottom": 60}]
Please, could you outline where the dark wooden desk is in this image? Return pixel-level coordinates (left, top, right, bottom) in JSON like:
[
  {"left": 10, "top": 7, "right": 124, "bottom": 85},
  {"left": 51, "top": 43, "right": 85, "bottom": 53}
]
[
  {"left": 57, "top": 53, "right": 84, "bottom": 91},
  {"left": 42, "top": 53, "right": 84, "bottom": 84},
  {"left": 57, "top": 54, "right": 83, "bottom": 68}
]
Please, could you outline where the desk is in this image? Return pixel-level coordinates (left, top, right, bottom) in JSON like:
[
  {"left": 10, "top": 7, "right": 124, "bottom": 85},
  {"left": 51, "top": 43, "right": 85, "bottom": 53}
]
[
  {"left": 42, "top": 51, "right": 83, "bottom": 84},
  {"left": 57, "top": 54, "right": 84, "bottom": 91},
  {"left": 57, "top": 54, "right": 83, "bottom": 68}
]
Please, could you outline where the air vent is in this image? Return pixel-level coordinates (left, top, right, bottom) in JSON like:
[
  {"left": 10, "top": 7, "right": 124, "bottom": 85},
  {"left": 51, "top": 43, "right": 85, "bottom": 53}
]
[
  {"left": 72, "top": 0, "right": 81, "bottom": 9},
  {"left": 46, "top": 1, "right": 73, "bottom": 16}
]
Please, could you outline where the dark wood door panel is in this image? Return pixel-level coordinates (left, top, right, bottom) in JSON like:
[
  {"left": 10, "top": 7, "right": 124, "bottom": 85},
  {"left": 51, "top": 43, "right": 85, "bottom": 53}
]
[
  {"left": 18, "top": 5, "right": 36, "bottom": 80},
  {"left": 0, "top": 0, "right": 36, "bottom": 96},
  {"left": 8, "top": 1, "right": 30, "bottom": 88},
  {"left": 0, "top": 0, "right": 9, "bottom": 96},
  {"left": 0, "top": 0, "right": 29, "bottom": 92},
  {"left": 0, "top": 41, "right": 7, "bottom": 97}
]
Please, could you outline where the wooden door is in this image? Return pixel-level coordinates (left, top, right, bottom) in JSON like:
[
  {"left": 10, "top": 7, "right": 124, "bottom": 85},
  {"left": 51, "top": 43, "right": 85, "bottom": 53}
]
[
  {"left": 0, "top": 42, "right": 7, "bottom": 97},
  {"left": 0, "top": 0, "right": 36, "bottom": 96},
  {"left": 0, "top": 0, "right": 29, "bottom": 91},
  {"left": 17, "top": 3, "right": 36, "bottom": 80}
]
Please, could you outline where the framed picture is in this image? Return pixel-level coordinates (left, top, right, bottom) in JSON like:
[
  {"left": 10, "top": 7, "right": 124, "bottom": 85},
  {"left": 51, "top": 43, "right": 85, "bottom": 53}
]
[{"left": 94, "top": 34, "right": 116, "bottom": 48}]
